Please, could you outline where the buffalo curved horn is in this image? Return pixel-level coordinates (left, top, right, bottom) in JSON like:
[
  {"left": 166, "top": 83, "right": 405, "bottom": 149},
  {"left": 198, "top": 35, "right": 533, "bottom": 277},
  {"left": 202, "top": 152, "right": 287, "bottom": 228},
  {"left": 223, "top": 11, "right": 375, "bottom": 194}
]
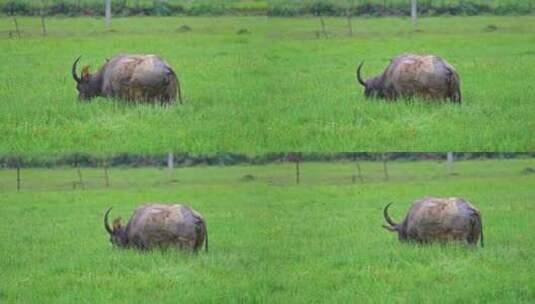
[
  {"left": 383, "top": 203, "right": 398, "bottom": 227},
  {"left": 104, "top": 207, "right": 113, "bottom": 234},
  {"left": 72, "top": 56, "right": 82, "bottom": 83},
  {"left": 356, "top": 61, "right": 366, "bottom": 87}
]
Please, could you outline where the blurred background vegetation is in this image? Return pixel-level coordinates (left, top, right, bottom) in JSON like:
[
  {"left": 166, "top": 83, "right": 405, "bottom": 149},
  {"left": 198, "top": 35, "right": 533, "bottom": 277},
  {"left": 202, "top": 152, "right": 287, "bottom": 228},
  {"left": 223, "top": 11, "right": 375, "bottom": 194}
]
[{"left": 1, "top": 0, "right": 534, "bottom": 17}]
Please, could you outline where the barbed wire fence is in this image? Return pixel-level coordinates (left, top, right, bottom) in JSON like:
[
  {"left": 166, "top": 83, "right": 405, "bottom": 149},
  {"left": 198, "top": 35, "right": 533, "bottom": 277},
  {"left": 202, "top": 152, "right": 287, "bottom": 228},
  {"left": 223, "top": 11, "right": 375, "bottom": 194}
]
[{"left": 4, "top": 152, "right": 515, "bottom": 192}]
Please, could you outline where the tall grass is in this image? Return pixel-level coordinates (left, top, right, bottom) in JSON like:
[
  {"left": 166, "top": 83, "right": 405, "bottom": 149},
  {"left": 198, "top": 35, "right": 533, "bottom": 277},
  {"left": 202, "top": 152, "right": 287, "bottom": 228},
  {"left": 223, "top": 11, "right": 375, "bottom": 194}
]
[{"left": 0, "top": 159, "right": 534, "bottom": 302}]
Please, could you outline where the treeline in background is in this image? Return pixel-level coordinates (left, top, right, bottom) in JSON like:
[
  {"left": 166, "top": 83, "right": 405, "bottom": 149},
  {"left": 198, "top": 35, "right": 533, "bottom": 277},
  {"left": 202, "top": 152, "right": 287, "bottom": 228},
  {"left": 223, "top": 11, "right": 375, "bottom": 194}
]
[
  {"left": 2, "top": 0, "right": 535, "bottom": 17},
  {"left": 1, "top": 152, "right": 533, "bottom": 168}
]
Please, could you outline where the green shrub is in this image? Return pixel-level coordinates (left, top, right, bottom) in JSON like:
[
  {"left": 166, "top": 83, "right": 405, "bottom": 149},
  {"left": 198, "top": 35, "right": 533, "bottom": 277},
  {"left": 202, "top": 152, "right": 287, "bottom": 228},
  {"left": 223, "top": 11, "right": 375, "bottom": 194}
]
[
  {"left": 188, "top": 3, "right": 228, "bottom": 16},
  {"left": 1, "top": 1, "right": 31, "bottom": 15},
  {"left": 307, "top": 1, "right": 340, "bottom": 16}
]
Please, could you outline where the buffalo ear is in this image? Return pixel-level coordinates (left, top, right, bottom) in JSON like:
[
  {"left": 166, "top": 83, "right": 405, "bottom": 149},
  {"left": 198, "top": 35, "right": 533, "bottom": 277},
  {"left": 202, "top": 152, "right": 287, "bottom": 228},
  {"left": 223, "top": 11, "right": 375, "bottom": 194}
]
[
  {"left": 81, "top": 65, "right": 90, "bottom": 79},
  {"left": 112, "top": 217, "right": 124, "bottom": 230},
  {"left": 382, "top": 224, "right": 397, "bottom": 232}
]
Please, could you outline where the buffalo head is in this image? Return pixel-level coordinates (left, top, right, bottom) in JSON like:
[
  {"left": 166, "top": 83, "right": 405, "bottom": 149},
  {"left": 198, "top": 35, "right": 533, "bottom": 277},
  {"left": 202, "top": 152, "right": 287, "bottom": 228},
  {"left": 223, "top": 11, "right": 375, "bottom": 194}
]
[
  {"left": 356, "top": 61, "right": 386, "bottom": 99},
  {"left": 104, "top": 207, "right": 128, "bottom": 247},
  {"left": 382, "top": 203, "right": 407, "bottom": 241},
  {"left": 72, "top": 56, "right": 101, "bottom": 101}
]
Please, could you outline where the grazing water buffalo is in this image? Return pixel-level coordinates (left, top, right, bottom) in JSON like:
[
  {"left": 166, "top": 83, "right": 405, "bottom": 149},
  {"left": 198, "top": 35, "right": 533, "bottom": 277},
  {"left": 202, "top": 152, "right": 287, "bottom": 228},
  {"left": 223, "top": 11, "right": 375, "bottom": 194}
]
[
  {"left": 72, "top": 54, "right": 181, "bottom": 104},
  {"left": 382, "top": 197, "right": 483, "bottom": 247},
  {"left": 104, "top": 204, "right": 207, "bottom": 252},
  {"left": 356, "top": 54, "right": 461, "bottom": 103}
]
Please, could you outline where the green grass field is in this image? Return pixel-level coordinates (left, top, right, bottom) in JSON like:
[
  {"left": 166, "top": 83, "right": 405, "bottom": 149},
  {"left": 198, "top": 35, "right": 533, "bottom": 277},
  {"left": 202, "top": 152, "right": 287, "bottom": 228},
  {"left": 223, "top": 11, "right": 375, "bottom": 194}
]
[
  {"left": 1, "top": 16, "right": 534, "bottom": 154},
  {"left": 0, "top": 158, "right": 534, "bottom": 302}
]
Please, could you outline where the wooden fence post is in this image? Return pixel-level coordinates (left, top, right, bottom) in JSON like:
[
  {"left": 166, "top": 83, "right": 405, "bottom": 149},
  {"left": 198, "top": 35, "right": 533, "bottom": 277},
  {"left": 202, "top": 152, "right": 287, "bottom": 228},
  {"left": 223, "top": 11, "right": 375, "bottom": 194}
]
[
  {"left": 447, "top": 152, "right": 454, "bottom": 174},
  {"left": 382, "top": 153, "right": 389, "bottom": 181},
  {"left": 411, "top": 0, "right": 418, "bottom": 31},
  {"left": 346, "top": 9, "right": 353, "bottom": 36},
  {"left": 167, "top": 152, "right": 174, "bottom": 171},
  {"left": 13, "top": 17, "right": 20, "bottom": 38},
  {"left": 74, "top": 156, "right": 84, "bottom": 189},
  {"left": 295, "top": 157, "right": 300, "bottom": 185},
  {"left": 40, "top": 0, "right": 47, "bottom": 36},
  {"left": 103, "top": 160, "right": 110, "bottom": 187},
  {"left": 352, "top": 154, "right": 364, "bottom": 183},
  {"left": 105, "top": 0, "right": 112, "bottom": 28},
  {"left": 40, "top": 14, "right": 46, "bottom": 36},
  {"left": 16, "top": 158, "right": 21, "bottom": 191},
  {"left": 319, "top": 16, "right": 328, "bottom": 38},
  {"left": 287, "top": 153, "right": 301, "bottom": 185},
  {"left": 77, "top": 166, "right": 84, "bottom": 189}
]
